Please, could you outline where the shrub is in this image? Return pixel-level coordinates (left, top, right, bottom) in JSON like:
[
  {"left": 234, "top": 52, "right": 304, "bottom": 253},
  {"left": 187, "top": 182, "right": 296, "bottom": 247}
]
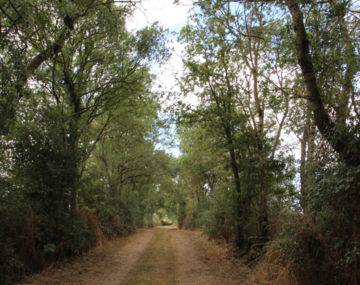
[
  {"left": 198, "top": 190, "right": 235, "bottom": 242},
  {"left": 0, "top": 240, "right": 23, "bottom": 285}
]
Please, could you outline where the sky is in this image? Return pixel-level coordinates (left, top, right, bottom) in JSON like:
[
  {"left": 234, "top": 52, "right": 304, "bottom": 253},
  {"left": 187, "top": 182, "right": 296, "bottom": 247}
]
[
  {"left": 127, "top": 0, "right": 194, "bottom": 98},
  {"left": 126, "top": 0, "right": 195, "bottom": 157},
  {"left": 126, "top": 0, "right": 193, "bottom": 32}
]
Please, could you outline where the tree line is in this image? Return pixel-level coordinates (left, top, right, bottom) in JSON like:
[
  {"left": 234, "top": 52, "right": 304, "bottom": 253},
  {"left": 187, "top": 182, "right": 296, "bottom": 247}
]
[
  {"left": 175, "top": 1, "right": 359, "bottom": 284},
  {"left": 0, "top": 1, "right": 177, "bottom": 284}
]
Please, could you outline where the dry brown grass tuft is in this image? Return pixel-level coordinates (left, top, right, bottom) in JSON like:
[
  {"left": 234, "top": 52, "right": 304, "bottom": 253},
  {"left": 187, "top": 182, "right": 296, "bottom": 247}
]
[
  {"left": 191, "top": 231, "right": 296, "bottom": 285},
  {"left": 244, "top": 239, "right": 296, "bottom": 285}
]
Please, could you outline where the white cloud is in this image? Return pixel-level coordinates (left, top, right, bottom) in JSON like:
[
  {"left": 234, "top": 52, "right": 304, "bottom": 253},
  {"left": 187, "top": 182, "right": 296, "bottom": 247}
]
[
  {"left": 127, "top": 0, "right": 193, "bottom": 32},
  {"left": 126, "top": 1, "right": 196, "bottom": 105}
]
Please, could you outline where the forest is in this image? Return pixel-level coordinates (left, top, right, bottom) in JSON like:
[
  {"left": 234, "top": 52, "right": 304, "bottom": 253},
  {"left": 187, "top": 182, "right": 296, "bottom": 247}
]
[{"left": 0, "top": 0, "right": 359, "bottom": 284}]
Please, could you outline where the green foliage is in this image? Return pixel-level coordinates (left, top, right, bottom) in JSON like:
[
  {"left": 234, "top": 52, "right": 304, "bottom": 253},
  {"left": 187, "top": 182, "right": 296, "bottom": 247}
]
[
  {"left": 0, "top": 240, "right": 23, "bottom": 285},
  {"left": 56, "top": 215, "right": 94, "bottom": 258},
  {"left": 271, "top": 164, "right": 360, "bottom": 285},
  {"left": 135, "top": 23, "right": 170, "bottom": 63},
  {"left": 199, "top": 189, "right": 236, "bottom": 242},
  {"left": 97, "top": 205, "right": 134, "bottom": 238},
  {"left": 0, "top": 0, "right": 171, "bottom": 283},
  {"left": 0, "top": 188, "right": 27, "bottom": 285}
]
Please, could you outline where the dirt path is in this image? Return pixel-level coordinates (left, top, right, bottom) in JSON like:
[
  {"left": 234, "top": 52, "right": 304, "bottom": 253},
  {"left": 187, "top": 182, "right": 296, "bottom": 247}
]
[{"left": 18, "top": 227, "right": 248, "bottom": 285}]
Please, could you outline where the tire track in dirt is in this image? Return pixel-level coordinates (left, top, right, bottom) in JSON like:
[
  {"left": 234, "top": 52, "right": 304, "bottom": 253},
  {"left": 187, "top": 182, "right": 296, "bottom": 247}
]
[
  {"left": 122, "top": 227, "right": 177, "bottom": 285},
  {"left": 173, "top": 230, "right": 246, "bottom": 285},
  {"left": 18, "top": 229, "right": 155, "bottom": 285}
]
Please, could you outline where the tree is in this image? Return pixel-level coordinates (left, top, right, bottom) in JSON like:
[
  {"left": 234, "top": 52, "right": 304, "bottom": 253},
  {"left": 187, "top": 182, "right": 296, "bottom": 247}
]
[
  {"left": 285, "top": 0, "right": 360, "bottom": 167},
  {"left": 179, "top": 1, "right": 296, "bottom": 249}
]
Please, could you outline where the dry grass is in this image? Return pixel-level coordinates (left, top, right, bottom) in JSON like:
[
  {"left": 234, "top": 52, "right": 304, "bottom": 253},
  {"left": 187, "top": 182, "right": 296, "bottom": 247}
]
[
  {"left": 244, "top": 240, "right": 296, "bottom": 285},
  {"left": 187, "top": 230, "right": 295, "bottom": 285}
]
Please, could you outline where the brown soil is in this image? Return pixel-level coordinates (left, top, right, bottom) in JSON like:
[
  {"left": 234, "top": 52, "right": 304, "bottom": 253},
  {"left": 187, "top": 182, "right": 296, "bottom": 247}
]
[{"left": 18, "top": 227, "right": 250, "bottom": 285}]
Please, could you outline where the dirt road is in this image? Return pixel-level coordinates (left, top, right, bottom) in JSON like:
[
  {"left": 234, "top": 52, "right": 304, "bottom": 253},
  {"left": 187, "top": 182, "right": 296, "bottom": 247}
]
[{"left": 18, "top": 226, "right": 248, "bottom": 285}]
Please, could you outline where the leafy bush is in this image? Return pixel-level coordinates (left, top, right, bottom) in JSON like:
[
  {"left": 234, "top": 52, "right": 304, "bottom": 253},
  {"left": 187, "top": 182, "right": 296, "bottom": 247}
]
[
  {"left": 274, "top": 165, "right": 360, "bottom": 285},
  {"left": 199, "top": 189, "right": 235, "bottom": 242},
  {"left": 98, "top": 205, "right": 135, "bottom": 239},
  {"left": 55, "top": 214, "right": 94, "bottom": 259},
  {"left": 0, "top": 240, "right": 23, "bottom": 285}
]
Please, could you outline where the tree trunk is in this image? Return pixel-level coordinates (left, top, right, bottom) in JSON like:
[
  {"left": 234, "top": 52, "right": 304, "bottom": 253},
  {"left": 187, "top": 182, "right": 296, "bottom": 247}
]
[
  {"left": 254, "top": 72, "right": 268, "bottom": 239},
  {"left": 285, "top": 0, "right": 360, "bottom": 167},
  {"left": 300, "top": 101, "right": 315, "bottom": 213},
  {"left": 223, "top": 125, "right": 244, "bottom": 250},
  {"left": 258, "top": 146, "right": 269, "bottom": 239},
  {"left": 64, "top": 68, "right": 82, "bottom": 215}
]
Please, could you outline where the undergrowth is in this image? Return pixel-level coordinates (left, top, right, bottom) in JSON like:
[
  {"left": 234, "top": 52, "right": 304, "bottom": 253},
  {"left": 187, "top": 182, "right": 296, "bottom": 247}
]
[{"left": 0, "top": 203, "right": 135, "bottom": 285}]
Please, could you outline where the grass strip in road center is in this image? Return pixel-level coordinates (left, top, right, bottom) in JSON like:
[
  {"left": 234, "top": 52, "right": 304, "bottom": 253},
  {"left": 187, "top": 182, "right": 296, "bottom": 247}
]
[{"left": 122, "top": 227, "right": 178, "bottom": 285}]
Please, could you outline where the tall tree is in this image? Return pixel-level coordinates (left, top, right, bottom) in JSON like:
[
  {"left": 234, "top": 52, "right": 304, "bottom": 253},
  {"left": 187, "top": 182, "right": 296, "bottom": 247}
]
[
  {"left": 180, "top": 1, "right": 295, "bottom": 246},
  {"left": 285, "top": 0, "right": 360, "bottom": 166}
]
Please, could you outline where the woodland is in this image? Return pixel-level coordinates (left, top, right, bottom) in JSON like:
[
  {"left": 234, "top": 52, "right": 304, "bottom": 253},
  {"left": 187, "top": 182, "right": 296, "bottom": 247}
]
[{"left": 0, "top": 0, "right": 359, "bottom": 284}]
